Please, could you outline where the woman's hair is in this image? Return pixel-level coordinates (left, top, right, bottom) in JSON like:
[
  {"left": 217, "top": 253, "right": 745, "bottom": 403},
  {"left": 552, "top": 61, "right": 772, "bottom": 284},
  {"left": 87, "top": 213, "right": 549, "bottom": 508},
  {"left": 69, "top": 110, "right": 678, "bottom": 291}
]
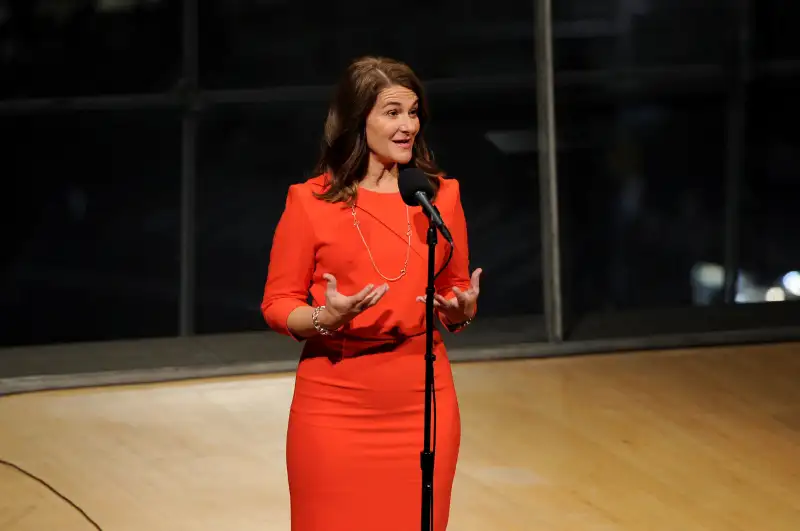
[{"left": 313, "top": 56, "right": 442, "bottom": 205}]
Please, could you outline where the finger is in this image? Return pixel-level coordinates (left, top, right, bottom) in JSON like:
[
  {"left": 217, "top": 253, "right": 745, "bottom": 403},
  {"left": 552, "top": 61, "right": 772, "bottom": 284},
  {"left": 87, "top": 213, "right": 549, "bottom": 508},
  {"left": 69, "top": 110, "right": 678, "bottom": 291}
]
[
  {"left": 352, "top": 283, "right": 376, "bottom": 301},
  {"left": 416, "top": 294, "right": 444, "bottom": 308},
  {"left": 452, "top": 287, "right": 476, "bottom": 307},
  {"left": 365, "top": 284, "right": 390, "bottom": 308},
  {"left": 451, "top": 286, "right": 468, "bottom": 303},
  {"left": 434, "top": 293, "right": 458, "bottom": 309},
  {"left": 371, "top": 284, "right": 390, "bottom": 303},
  {"left": 323, "top": 273, "right": 337, "bottom": 292},
  {"left": 355, "top": 292, "right": 376, "bottom": 311},
  {"left": 355, "top": 288, "right": 379, "bottom": 310},
  {"left": 357, "top": 284, "right": 387, "bottom": 310},
  {"left": 471, "top": 268, "right": 483, "bottom": 293}
]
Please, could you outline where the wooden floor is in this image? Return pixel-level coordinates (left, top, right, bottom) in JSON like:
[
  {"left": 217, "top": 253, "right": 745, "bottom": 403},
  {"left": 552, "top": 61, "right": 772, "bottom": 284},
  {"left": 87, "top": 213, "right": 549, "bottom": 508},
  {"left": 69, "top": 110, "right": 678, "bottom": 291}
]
[{"left": 1, "top": 342, "right": 799, "bottom": 531}]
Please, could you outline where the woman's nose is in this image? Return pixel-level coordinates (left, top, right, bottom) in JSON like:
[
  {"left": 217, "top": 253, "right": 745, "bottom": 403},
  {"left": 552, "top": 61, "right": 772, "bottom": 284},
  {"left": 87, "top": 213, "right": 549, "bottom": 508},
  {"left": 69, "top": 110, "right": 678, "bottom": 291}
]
[{"left": 399, "top": 115, "right": 416, "bottom": 132}]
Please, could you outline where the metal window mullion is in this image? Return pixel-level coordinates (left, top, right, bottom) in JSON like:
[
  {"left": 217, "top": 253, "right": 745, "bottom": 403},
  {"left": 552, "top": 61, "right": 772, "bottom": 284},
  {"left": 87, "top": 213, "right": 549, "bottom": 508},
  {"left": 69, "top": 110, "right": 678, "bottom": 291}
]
[
  {"left": 179, "top": 0, "right": 199, "bottom": 336},
  {"left": 722, "top": 0, "right": 752, "bottom": 304},
  {"left": 534, "top": 0, "right": 563, "bottom": 342}
]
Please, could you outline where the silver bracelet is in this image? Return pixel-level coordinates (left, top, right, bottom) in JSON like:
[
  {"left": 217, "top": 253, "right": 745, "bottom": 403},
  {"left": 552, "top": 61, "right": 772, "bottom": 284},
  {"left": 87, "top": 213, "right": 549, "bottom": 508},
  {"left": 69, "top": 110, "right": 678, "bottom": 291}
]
[{"left": 312, "top": 305, "right": 337, "bottom": 336}]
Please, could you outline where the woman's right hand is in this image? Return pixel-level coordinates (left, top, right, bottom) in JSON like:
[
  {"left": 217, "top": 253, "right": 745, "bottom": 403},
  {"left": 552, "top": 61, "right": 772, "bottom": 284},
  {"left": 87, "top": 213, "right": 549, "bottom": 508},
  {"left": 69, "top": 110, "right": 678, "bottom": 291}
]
[{"left": 319, "top": 273, "right": 389, "bottom": 329}]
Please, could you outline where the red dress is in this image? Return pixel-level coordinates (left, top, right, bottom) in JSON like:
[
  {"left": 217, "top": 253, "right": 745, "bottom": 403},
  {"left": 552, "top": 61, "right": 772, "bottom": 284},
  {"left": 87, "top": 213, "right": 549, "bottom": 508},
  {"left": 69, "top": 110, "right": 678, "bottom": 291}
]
[{"left": 261, "top": 174, "right": 474, "bottom": 531}]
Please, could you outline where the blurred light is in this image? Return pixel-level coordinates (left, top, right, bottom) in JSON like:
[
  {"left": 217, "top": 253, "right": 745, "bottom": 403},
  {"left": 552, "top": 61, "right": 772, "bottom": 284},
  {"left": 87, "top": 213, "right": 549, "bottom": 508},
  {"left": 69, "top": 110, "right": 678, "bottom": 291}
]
[
  {"left": 766, "top": 287, "right": 786, "bottom": 302},
  {"left": 782, "top": 271, "right": 800, "bottom": 297},
  {"left": 734, "top": 293, "right": 748, "bottom": 303},
  {"left": 484, "top": 130, "right": 536, "bottom": 155},
  {"left": 691, "top": 262, "right": 724, "bottom": 288},
  {"left": 99, "top": 0, "right": 162, "bottom": 12}
]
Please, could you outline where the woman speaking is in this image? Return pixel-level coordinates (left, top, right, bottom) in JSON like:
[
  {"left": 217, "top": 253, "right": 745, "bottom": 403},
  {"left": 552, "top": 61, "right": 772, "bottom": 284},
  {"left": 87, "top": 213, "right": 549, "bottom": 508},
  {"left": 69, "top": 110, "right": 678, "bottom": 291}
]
[{"left": 261, "top": 56, "right": 482, "bottom": 531}]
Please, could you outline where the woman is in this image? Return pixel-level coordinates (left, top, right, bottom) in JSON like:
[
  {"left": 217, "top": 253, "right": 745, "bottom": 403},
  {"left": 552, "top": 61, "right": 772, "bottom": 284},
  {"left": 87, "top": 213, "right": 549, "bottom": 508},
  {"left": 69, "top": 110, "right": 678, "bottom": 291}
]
[{"left": 261, "top": 56, "right": 482, "bottom": 531}]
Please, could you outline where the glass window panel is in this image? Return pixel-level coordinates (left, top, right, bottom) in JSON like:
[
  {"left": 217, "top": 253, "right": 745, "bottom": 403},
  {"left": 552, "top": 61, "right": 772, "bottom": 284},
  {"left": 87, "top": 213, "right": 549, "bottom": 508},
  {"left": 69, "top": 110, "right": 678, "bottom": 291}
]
[
  {"left": 0, "top": 110, "right": 182, "bottom": 347},
  {"left": 740, "top": 74, "right": 800, "bottom": 306},
  {"left": 0, "top": 0, "right": 182, "bottom": 99},
  {"left": 557, "top": 89, "right": 728, "bottom": 318},
  {"left": 546, "top": 0, "right": 797, "bottom": 339},
  {"left": 199, "top": 0, "right": 536, "bottom": 89},
  {"left": 553, "top": 0, "right": 732, "bottom": 72},
  {"left": 753, "top": 0, "right": 800, "bottom": 61}
]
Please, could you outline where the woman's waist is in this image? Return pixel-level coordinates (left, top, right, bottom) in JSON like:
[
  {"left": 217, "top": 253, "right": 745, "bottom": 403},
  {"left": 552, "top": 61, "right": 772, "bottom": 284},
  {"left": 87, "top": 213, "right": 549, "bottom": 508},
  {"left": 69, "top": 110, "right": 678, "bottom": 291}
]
[
  {"left": 302, "top": 326, "right": 444, "bottom": 360},
  {"left": 296, "top": 330, "right": 453, "bottom": 393}
]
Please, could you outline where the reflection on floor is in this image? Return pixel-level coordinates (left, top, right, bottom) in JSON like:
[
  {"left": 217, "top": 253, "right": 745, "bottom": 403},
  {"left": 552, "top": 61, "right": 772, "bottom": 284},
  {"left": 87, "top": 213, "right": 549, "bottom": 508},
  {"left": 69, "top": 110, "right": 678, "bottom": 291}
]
[{"left": 1, "top": 342, "right": 799, "bottom": 530}]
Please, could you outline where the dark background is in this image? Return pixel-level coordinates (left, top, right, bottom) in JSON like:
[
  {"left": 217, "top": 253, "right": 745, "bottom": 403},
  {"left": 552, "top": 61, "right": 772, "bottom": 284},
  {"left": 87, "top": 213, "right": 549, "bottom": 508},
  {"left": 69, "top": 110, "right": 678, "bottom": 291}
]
[{"left": 2, "top": 0, "right": 799, "bottom": 350}]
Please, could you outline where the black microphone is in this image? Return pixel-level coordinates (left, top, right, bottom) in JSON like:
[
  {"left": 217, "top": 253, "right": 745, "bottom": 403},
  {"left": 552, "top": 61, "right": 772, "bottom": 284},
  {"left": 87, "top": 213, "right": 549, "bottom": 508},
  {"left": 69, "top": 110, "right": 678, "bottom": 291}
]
[{"left": 398, "top": 168, "right": 453, "bottom": 244}]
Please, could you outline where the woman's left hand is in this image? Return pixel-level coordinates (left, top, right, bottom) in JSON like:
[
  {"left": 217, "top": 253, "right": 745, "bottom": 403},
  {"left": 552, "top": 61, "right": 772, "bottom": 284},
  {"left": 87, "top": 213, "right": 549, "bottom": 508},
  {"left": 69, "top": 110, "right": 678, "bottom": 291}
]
[{"left": 417, "top": 268, "right": 482, "bottom": 325}]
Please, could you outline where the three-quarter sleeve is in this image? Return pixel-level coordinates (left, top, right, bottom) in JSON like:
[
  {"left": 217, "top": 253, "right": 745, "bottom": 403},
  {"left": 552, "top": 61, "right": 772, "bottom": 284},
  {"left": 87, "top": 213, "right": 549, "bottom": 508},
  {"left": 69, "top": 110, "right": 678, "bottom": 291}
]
[
  {"left": 434, "top": 179, "right": 476, "bottom": 323},
  {"left": 261, "top": 184, "right": 316, "bottom": 338}
]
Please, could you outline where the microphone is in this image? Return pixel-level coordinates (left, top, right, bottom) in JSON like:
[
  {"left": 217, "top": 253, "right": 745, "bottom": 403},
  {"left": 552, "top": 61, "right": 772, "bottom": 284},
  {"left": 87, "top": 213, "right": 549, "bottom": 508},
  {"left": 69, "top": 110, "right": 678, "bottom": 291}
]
[{"left": 398, "top": 168, "right": 453, "bottom": 244}]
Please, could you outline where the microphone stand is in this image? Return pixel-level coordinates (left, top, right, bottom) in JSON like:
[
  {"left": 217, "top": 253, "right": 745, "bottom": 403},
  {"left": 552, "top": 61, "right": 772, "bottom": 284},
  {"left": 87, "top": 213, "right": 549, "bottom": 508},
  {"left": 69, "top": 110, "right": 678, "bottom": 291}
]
[{"left": 420, "top": 218, "right": 436, "bottom": 531}]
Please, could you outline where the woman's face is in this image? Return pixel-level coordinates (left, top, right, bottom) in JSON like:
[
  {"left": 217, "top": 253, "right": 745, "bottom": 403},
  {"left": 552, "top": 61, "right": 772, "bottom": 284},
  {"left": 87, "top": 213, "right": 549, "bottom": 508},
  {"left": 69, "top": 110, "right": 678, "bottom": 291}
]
[{"left": 365, "top": 85, "right": 420, "bottom": 166}]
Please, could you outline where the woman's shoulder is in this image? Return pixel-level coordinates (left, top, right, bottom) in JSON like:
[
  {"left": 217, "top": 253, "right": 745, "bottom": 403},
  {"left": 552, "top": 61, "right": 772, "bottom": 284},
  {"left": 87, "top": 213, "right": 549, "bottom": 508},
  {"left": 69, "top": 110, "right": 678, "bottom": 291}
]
[
  {"left": 288, "top": 173, "right": 328, "bottom": 194},
  {"left": 283, "top": 173, "right": 329, "bottom": 204},
  {"left": 434, "top": 174, "right": 463, "bottom": 203}
]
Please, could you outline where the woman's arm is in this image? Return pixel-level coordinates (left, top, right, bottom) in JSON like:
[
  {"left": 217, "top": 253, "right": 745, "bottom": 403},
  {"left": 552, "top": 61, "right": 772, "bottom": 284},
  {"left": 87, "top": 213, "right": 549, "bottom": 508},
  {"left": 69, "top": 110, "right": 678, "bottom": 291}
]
[
  {"left": 261, "top": 185, "right": 341, "bottom": 340},
  {"left": 434, "top": 179, "right": 478, "bottom": 327}
]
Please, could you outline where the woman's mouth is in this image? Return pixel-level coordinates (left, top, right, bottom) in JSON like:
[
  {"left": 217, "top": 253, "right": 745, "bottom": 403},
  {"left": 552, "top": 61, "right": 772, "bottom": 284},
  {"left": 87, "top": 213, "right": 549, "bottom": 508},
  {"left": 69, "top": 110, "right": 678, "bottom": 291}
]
[{"left": 393, "top": 139, "right": 412, "bottom": 149}]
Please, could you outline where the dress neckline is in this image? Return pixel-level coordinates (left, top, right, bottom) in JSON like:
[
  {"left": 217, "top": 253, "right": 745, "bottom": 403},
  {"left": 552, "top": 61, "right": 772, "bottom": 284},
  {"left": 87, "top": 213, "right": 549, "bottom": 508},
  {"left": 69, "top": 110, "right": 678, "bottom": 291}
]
[{"left": 357, "top": 186, "right": 399, "bottom": 196}]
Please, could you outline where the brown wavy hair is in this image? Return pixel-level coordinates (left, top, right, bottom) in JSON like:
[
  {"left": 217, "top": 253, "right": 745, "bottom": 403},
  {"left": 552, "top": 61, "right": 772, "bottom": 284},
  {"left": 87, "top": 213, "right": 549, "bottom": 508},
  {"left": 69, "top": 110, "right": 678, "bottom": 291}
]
[{"left": 313, "top": 56, "right": 443, "bottom": 205}]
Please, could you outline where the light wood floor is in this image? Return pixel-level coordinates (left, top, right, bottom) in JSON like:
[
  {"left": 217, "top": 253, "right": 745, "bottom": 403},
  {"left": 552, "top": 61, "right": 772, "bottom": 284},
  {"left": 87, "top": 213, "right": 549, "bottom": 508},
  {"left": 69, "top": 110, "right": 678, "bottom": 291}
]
[{"left": 1, "top": 342, "right": 799, "bottom": 531}]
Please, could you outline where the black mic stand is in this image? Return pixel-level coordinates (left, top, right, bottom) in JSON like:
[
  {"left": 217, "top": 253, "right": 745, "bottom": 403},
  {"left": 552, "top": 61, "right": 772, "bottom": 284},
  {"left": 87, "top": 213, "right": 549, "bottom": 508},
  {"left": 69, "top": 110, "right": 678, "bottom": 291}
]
[{"left": 420, "top": 218, "right": 437, "bottom": 531}]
